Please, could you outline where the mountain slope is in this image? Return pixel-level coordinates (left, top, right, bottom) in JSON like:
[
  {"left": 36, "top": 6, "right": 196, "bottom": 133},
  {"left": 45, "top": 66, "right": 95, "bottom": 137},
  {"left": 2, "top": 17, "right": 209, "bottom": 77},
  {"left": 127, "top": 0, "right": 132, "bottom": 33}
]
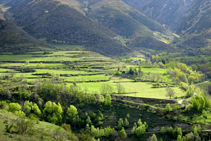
[
  {"left": 0, "top": 19, "right": 48, "bottom": 54},
  {"left": 122, "top": 0, "right": 195, "bottom": 32},
  {"left": 5, "top": 0, "right": 129, "bottom": 56},
  {"left": 85, "top": 0, "right": 176, "bottom": 52},
  {"left": 0, "top": 4, "right": 51, "bottom": 54},
  {"left": 177, "top": 0, "right": 211, "bottom": 34}
]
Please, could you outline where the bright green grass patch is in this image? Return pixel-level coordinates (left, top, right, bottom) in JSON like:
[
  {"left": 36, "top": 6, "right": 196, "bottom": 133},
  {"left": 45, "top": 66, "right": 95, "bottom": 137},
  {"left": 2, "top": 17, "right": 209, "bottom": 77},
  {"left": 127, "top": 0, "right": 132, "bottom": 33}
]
[
  {"left": 1, "top": 63, "right": 67, "bottom": 68},
  {"left": 70, "top": 82, "right": 117, "bottom": 93},
  {"left": 120, "top": 82, "right": 184, "bottom": 99},
  {"left": 26, "top": 63, "right": 67, "bottom": 67},
  {"left": 0, "top": 68, "right": 15, "bottom": 71},
  {"left": 62, "top": 75, "right": 110, "bottom": 81},
  {"left": 34, "top": 69, "right": 91, "bottom": 74},
  {"left": 0, "top": 55, "right": 33, "bottom": 61},
  {"left": 28, "top": 57, "right": 80, "bottom": 61},
  {"left": 74, "top": 80, "right": 185, "bottom": 99},
  {"left": 0, "top": 63, "right": 25, "bottom": 67}
]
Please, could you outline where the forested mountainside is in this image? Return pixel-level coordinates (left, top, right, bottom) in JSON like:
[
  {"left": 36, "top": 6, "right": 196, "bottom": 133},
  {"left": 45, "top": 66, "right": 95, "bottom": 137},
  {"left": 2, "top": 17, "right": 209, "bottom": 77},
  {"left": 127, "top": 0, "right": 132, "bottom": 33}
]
[{"left": 1, "top": 0, "right": 178, "bottom": 55}]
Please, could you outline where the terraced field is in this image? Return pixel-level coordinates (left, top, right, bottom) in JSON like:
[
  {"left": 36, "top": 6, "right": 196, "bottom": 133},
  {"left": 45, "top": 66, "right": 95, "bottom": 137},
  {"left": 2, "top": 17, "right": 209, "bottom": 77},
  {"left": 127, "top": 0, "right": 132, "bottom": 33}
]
[{"left": 0, "top": 50, "right": 185, "bottom": 99}]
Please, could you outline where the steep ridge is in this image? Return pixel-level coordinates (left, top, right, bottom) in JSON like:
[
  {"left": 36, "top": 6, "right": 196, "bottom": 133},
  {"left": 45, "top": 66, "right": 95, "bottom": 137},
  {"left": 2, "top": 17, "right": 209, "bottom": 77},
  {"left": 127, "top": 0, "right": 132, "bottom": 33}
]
[
  {"left": 122, "top": 0, "right": 195, "bottom": 32},
  {"left": 177, "top": 0, "right": 211, "bottom": 34},
  {"left": 176, "top": 0, "right": 211, "bottom": 49},
  {"left": 4, "top": 0, "right": 129, "bottom": 56}
]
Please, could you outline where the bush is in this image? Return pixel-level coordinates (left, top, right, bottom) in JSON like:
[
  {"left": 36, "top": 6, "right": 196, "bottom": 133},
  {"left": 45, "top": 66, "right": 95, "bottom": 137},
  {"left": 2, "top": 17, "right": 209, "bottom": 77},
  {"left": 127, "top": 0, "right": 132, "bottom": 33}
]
[
  {"left": 173, "top": 127, "right": 182, "bottom": 138},
  {"left": 167, "top": 126, "right": 174, "bottom": 135},
  {"left": 165, "top": 104, "right": 172, "bottom": 112},
  {"left": 160, "top": 126, "right": 165, "bottom": 134},
  {"left": 8, "top": 103, "right": 22, "bottom": 113},
  {"left": 0, "top": 101, "right": 7, "bottom": 109},
  {"left": 118, "top": 127, "right": 127, "bottom": 138}
]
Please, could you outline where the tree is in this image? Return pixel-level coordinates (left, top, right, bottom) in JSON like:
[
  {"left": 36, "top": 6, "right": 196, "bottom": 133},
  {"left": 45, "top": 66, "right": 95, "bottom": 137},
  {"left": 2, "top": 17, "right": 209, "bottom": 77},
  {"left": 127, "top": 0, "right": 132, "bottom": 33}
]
[
  {"left": 158, "top": 62, "right": 165, "bottom": 68},
  {"left": 177, "top": 135, "right": 182, "bottom": 141},
  {"left": 165, "top": 87, "right": 175, "bottom": 99},
  {"left": 117, "top": 118, "right": 124, "bottom": 130},
  {"left": 118, "top": 127, "right": 127, "bottom": 138},
  {"left": 23, "top": 101, "right": 41, "bottom": 118},
  {"left": 167, "top": 126, "right": 174, "bottom": 135},
  {"left": 160, "top": 126, "right": 165, "bottom": 134},
  {"left": 66, "top": 105, "right": 78, "bottom": 123},
  {"left": 153, "top": 62, "right": 158, "bottom": 68},
  {"left": 104, "top": 94, "right": 111, "bottom": 106},
  {"left": 173, "top": 127, "right": 182, "bottom": 138},
  {"left": 123, "top": 118, "right": 129, "bottom": 128},
  {"left": 100, "top": 84, "right": 113, "bottom": 94},
  {"left": 116, "top": 83, "right": 125, "bottom": 94},
  {"left": 148, "top": 134, "right": 158, "bottom": 141},
  {"left": 86, "top": 116, "right": 92, "bottom": 126},
  {"left": 8, "top": 103, "right": 22, "bottom": 113},
  {"left": 165, "top": 103, "right": 172, "bottom": 112},
  {"left": 43, "top": 101, "right": 63, "bottom": 125}
]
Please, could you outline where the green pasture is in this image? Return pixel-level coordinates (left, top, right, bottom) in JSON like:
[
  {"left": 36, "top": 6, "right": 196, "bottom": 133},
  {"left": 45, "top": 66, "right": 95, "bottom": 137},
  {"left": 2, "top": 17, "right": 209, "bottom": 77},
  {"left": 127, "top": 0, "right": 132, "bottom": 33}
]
[
  {"left": 126, "top": 66, "right": 167, "bottom": 74},
  {"left": 62, "top": 75, "right": 110, "bottom": 81},
  {"left": 0, "top": 51, "right": 184, "bottom": 100},
  {"left": 120, "top": 82, "right": 184, "bottom": 99},
  {"left": 130, "top": 57, "right": 146, "bottom": 61},
  {"left": 34, "top": 69, "right": 92, "bottom": 74},
  {"left": 74, "top": 80, "right": 185, "bottom": 99},
  {"left": 0, "top": 68, "right": 15, "bottom": 72},
  {"left": 0, "top": 55, "right": 33, "bottom": 61}
]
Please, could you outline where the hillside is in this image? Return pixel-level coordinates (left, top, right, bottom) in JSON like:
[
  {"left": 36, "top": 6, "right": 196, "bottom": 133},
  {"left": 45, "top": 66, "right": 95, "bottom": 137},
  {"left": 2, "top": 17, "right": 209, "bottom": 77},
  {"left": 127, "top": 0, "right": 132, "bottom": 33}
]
[
  {"left": 123, "top": 0, "right": 211, "bottom": 50},
  {"left": 0, "top": 5, "right": 4, "bottom": 20},
  {"left": 4, "top": 0, "right": 129, "bottom": 56},
  {"left": 84, "top": 0, "right": 176, "bottom": 52},
  {"left": 2, "top": 0, "right": 179, "bottom": 55},
  {"left": 0, "top": 19, "right": 49, "bottom": 54},
  {"left": 176, "top": 0, "right": 211, "bottom": 34},
  {"left": 122, "top": 0, "right": 195, "bottom": 32}
]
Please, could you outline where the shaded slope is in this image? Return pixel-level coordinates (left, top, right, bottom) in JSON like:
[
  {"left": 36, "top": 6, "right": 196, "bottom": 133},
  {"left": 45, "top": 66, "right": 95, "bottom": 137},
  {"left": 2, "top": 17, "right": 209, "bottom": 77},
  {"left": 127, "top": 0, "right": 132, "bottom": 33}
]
[
  {"left": 6, "top": 0, "right": 129, "bottom": 56},
  {"left": 0, "top": 19, "right": 47, "bottom": 54}
]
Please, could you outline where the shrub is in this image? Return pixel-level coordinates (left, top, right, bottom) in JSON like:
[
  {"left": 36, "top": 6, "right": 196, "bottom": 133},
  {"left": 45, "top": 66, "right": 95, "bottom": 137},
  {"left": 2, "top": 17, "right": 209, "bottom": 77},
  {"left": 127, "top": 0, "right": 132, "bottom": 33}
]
[
  {"left": 0, "top": 101, "right": 7, "bottom": 109},
  {"left": 165, "top": 104, "right": 172, "bottom": 112},
  {"left": 8, "top": 103, "right": 22, "bottom": 113},
  {"left": 167, "top": 126, "right": 174, "bottom": 135},
  {"left": 160, "top": 126, "right": 165, "bottom": 134}
]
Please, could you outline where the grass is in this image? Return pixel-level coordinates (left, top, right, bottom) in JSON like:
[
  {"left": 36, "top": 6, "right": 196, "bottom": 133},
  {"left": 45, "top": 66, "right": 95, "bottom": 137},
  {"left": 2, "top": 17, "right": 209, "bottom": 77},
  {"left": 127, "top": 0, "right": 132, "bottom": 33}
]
[
  {"left": 34, "top": 69, "right": 92, "bottom": 74},
  {"left": 0, "top": 109, "right": 68, "bottom": 141},
  {"left": 62, "top": 75, "right": 110, "bottom": 81},
  {"left": 120, "top": 82, "right": 184, "bottom": 99},
  {"left": 126, "top": 66, "right": 167, "bottom": 74},
  {"left": 0, "top": 51, "right": 185, "bottom": 99},
  {"left": 74, "top": 79, "right": 185, "bottom": 99},
  {"left": 130, "top": 57, "right": 146, "bottom": 61}
]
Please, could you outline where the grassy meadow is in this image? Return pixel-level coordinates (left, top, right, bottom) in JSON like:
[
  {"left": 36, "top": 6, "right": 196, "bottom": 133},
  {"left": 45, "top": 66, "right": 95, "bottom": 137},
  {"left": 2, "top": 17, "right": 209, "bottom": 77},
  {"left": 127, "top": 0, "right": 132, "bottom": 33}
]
[{"left": 0, "top": 50, "right": 185, "bottom": 100}]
